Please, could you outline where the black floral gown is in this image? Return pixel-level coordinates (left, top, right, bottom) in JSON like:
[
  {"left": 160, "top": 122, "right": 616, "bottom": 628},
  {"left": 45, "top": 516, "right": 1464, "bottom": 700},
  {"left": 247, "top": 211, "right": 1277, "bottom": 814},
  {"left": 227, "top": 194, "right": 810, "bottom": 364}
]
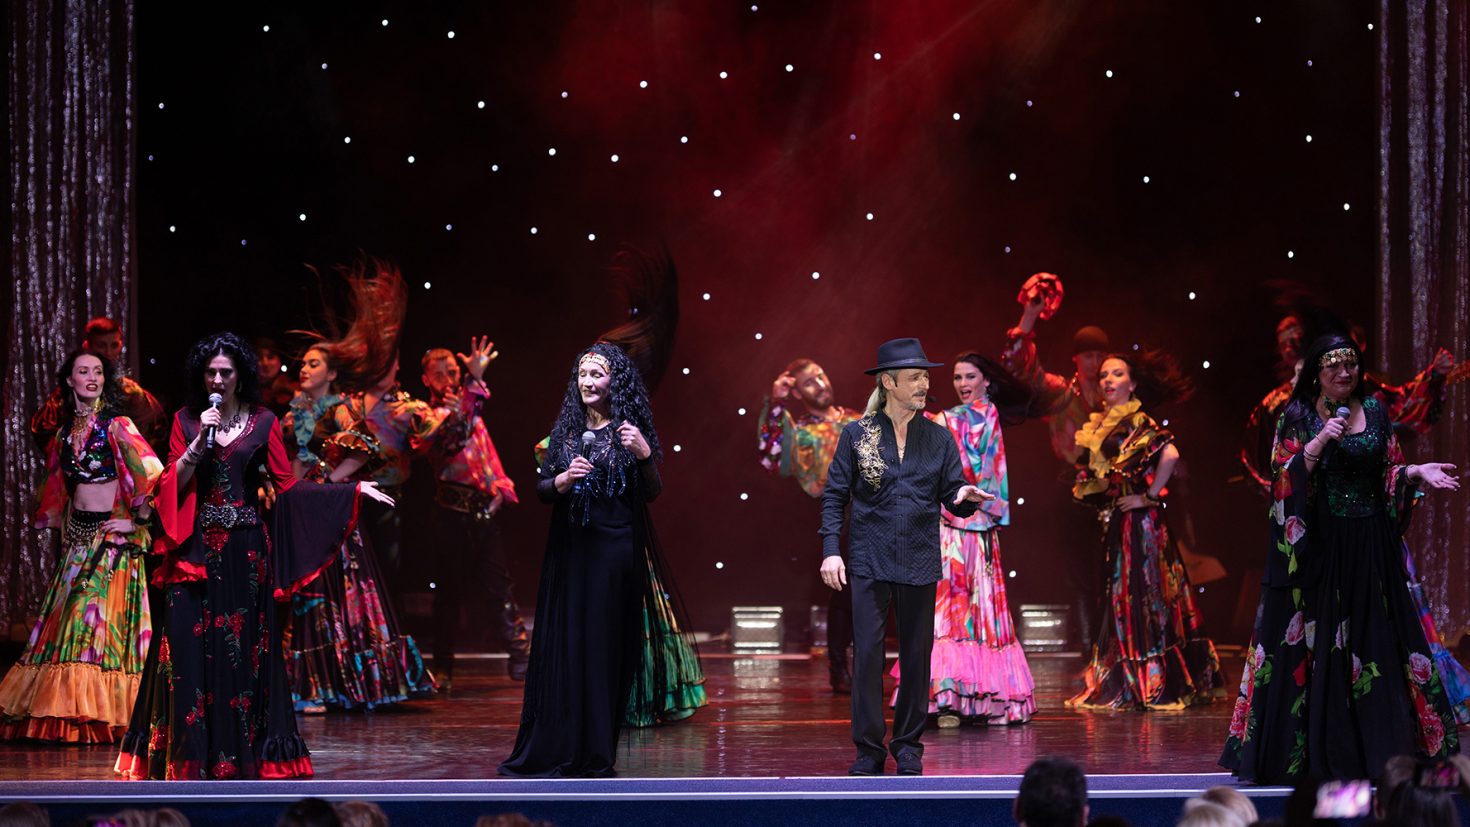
[
  {"left": 1221, "top": 396, "right": 1460, "bottom": 783},
  {"left": 115, "top": 407, "right": 359, "bottom": 780}
]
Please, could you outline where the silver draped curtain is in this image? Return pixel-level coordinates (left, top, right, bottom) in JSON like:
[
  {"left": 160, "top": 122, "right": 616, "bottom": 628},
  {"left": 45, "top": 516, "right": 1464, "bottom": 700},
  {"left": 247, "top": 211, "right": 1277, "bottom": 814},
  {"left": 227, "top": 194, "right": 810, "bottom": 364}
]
[
  {"left": 2, "top": 0, "right": 136, "bottom": 632},
  {"left": 1379, "top": 0, "right": 1470, "bottom": 643}
]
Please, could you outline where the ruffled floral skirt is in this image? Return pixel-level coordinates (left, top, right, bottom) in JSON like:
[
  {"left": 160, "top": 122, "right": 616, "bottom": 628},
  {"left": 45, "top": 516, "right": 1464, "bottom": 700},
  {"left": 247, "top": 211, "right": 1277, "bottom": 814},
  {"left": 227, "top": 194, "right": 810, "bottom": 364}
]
[
  {"left": 1403, "top": 542, "right": 1470, "bottom": 726},
  {"left": 1067, "top": 506, "right": 1223, "bottom": 711},
  {"left": 115, "top": 524, "right": 312, "bottom": 779},
  {"left": 892, "top": 526, "right": 1034, "bottom": 723},
  {"left": 0, "top": 510, "right": 148, "bottom": 743},
  {"left": 1221, "top": 513, "right": 1460, "bottom": 783},
  {"left": 285, "top": 527, "right": 435, "bottom": 710}
]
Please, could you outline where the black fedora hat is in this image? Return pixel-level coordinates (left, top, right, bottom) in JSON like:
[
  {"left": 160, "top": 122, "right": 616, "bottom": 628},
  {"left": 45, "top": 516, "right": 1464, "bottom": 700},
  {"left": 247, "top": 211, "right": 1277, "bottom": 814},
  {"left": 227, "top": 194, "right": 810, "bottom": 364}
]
[{"left": 865, "top": 337, "right": 943, "bottom": 375}]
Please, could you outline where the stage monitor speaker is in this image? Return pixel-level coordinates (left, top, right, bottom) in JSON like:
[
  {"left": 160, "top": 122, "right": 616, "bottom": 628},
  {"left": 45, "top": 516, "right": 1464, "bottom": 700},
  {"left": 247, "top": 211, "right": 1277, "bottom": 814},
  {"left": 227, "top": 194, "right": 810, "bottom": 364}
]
[
  {"left": 1017, "top": 603, "right": 1072, "bottom": 653},
  {"left": 731, "top": 606, "right": 784, "bottom": 653}
]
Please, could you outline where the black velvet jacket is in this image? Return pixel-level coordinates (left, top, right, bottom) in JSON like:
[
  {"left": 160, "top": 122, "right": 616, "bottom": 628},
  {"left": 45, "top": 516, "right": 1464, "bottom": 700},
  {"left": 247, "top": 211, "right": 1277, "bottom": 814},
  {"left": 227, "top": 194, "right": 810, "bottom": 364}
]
[{"left": 820, "top": 409, "right": 977, "bottom": 585}]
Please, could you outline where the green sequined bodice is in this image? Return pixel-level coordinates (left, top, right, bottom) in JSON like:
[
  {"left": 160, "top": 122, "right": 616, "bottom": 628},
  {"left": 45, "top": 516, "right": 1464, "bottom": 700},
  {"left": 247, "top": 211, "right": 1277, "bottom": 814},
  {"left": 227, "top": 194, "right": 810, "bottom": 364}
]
[{"left": 1314, "top": 398, "right": 1388, "bottom": 518}]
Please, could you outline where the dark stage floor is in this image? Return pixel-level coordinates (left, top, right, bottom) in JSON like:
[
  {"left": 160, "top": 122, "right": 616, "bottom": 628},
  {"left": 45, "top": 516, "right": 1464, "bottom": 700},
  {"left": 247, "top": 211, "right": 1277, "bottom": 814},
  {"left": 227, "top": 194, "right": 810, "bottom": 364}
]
[{"left": 0, "top": 649, "right": 1247, "bottom": 782}]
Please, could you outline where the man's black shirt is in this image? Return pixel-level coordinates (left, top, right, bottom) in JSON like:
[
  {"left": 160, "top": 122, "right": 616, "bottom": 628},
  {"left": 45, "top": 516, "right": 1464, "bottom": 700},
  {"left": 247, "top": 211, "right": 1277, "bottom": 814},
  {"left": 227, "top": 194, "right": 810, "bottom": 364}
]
[{"left": 820, "top": 409, "right": 977, "bottom": 586}]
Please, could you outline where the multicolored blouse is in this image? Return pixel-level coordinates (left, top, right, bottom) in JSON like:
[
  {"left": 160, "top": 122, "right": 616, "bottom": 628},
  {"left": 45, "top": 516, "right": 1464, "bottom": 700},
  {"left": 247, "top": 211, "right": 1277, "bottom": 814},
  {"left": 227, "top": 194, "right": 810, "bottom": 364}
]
[
  {"left": 929, "top": 400, "right": 1009, "bottom": 531},
  {"left": 33, "top": 415, "right": 163, "bottom": 551},
  {"left": 281, "top": 391, "right": 343, "bottom": 470},
  {"left": 1001, "top": 328, "right": 1097, "bottom": 464},
  {"left": 1071, "top": 399, "right": 1173, "bottom": 507},
  {"left": 756, "top": 399, "right": 861, "bottom": 498},
  {"left": 311, "top": 387, "right": 450, "bottom": 492},
  {"left": 426, "top": 380, "right": 518, "bottom": 504}
]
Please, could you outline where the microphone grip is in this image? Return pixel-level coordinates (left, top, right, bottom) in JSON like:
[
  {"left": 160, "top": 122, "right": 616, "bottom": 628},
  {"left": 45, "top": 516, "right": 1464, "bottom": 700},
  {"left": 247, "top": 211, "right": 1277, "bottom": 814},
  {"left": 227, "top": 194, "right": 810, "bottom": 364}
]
[
  {"left": 1318, "top": 407, "right": 1351, "bottom": 466},
  {"left": 204, "top": 424, "right": 216, "bottom": 450}
]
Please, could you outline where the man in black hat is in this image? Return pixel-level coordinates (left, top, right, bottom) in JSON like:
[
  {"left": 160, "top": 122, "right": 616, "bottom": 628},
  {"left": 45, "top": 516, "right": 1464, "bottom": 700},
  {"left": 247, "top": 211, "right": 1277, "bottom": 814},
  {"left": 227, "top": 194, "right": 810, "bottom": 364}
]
[{"left": 820, "top": 337, "right": 991, "bottom": 776}]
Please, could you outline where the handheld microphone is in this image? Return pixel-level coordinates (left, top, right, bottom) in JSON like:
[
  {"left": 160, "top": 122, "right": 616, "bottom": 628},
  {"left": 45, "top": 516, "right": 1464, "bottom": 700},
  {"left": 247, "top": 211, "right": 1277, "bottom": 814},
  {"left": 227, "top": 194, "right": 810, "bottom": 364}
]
[
  {"left": 572, "top": 430, "right": 596, "bottom": 495},
  {"left": 204, "top": 393, "right": 223, "bottom": 449},
  {"left": 1319, "top": 405, "right": 1350, "bottom": 465}
]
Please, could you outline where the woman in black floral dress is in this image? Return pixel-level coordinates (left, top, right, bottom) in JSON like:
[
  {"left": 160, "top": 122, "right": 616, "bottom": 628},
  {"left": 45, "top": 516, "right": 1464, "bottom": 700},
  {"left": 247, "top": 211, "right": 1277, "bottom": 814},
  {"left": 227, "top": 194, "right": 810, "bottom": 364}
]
[
  {"left": 1221, "top": 333, "right": 1461, "bottom": 783},
  {"left": 115, "top": 332, "right": 393, "bottom": 780}
]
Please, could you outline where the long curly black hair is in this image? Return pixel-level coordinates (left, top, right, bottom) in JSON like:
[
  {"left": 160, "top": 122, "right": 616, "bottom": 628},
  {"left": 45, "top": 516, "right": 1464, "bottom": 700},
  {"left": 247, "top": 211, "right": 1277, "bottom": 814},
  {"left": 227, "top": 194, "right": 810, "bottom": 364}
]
[
  {"left": 544, "top": 342, "right": 661, "bottom": 472},
  {"left": 952, "top": 351, "right": 1033, "bottom": 427},
  {"left": 1283, "top": 333, "right": 1365, "bottom": 429},
  {"left": 55, "top": 349, "right": 126, "bottom": 419},
  {"left": 184, "top": 332, "right": 261, "bottom": 412},
  {"left": 1101, "top": 348, "right": 1195, "bottom": 409}
]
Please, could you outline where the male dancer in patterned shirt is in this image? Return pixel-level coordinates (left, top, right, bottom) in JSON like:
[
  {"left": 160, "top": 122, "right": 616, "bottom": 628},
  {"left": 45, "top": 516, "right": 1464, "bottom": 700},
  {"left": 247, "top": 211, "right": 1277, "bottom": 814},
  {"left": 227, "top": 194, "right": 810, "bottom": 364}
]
[
  {"left": 421, "top": 339, "right": 530, "bottom": 683},
  {"left": 758, "top": 358, "right": 861, "bottom": 692}
]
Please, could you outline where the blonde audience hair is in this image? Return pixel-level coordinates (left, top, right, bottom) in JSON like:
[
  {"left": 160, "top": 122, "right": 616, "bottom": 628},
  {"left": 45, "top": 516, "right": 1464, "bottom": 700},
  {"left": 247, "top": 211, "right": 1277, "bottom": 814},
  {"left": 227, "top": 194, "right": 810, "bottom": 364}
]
[
  {"left": 1178, "top": 799, "right": 1246, "bottom": 827},
  {"left": 1200, "top": 787, "right": 1258, "bottom": 826}
]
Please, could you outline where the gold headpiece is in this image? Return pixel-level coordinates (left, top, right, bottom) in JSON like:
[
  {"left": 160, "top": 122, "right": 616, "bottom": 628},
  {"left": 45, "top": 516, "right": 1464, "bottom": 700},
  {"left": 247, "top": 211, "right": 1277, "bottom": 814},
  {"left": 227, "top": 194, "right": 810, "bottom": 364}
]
[
  {"left": 1319, "top": 347, "right": 1358, "bottom": 370},
  {"left": 579, "top": 351, "right": 612, "bottom": 373}
]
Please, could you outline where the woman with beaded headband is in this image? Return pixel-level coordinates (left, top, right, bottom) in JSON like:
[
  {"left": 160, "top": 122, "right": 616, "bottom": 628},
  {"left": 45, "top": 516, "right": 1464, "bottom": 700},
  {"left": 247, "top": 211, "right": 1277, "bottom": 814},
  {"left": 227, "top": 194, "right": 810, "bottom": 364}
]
[
  {"left": 888, "top": 351, "right": 1037, "bottom": 725},
  {"left": 1065, "top": 348, "right": 1224, "bottom": 711},
  {"left": 0, "top": 350, "right": 163, "bottom": 743},
  {"left": 501, "top": 341, "right": 703, "bottom": 777},
  {"left": 115, "top": 332, "right": 393, "bottom": 780},
  {"left": 1222, "top": 333, "right": 1461, "bottom": 784}
]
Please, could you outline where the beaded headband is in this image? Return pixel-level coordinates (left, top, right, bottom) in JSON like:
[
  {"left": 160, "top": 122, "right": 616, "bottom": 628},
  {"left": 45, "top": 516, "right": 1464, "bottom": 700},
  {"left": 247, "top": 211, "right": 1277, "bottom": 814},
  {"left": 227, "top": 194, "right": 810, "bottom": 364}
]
[
  {"left": 1319, "top": 347, "right": 1358, "bottom": 370},
  {"left": 579, "top": 351, "right": 612, "bottom": 373}
]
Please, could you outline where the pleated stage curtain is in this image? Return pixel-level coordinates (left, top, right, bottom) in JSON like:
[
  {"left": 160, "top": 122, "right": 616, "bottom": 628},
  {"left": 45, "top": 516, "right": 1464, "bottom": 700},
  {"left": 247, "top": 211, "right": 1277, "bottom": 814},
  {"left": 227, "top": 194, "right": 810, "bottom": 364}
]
[
  {"left": 1378, "top": 0, "right": 1470, "bottom": 642},
  {"left": 2, "top": 0, "right": 136, "bottom": 633}
]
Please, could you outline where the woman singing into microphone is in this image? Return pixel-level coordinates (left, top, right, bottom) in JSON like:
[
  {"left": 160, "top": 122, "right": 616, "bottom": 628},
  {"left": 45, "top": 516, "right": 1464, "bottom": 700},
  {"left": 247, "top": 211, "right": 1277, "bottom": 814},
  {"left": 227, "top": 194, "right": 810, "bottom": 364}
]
[
  {"left": 116, "top": 332, "right": 393, "bottom": 780},
  {"left": 500, "top": 342, "right": 702, "bottom": 777},
  {"left": 1222, "top": 333, "right": 1462, "bottom": 783}
]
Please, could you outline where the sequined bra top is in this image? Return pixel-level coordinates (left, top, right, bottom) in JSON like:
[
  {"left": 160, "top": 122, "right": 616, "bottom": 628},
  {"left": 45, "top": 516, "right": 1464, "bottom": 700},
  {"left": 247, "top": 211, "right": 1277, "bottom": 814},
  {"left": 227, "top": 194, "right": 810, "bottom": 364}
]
[
  {"left": 1313, "top": 397, "right": 1388, "bottom": 518},
  {"left": 60, "top": 413, "right": 118, "bottom": 486}
]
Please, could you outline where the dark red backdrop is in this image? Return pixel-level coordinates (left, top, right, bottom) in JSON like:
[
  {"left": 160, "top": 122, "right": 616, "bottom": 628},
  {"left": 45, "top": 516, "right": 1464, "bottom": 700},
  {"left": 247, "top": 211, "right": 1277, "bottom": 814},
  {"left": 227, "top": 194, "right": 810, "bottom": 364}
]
[{"left": 128, "top": 1, "right": 1381, "bottom": 641}]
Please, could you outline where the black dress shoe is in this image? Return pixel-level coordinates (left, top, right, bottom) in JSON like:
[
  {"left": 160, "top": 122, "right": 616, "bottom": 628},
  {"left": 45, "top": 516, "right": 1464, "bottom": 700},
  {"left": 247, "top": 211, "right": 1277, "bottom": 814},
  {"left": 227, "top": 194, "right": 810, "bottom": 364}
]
[
  {"left": 830, "top": 669, "right": 852, "bottom": 695},
  {"left": 895, "top": 750, "right": 923, "bottom": 776},
  {"left": 848, "top": 755, "right": 884, "bottom": 776}
]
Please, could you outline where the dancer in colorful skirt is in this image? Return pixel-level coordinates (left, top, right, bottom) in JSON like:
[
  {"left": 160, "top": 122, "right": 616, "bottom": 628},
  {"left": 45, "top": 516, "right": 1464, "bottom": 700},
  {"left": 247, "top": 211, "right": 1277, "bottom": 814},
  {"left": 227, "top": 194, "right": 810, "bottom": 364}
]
[
  {"left": 1066, "top": 349, "right": 1223, "bottom": 711},
  {"left": 286, "top": 261, "right": 437, "bottom": 711},
  {"left": 0, "top": 350, "right": 162, "bottom": 743}
]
